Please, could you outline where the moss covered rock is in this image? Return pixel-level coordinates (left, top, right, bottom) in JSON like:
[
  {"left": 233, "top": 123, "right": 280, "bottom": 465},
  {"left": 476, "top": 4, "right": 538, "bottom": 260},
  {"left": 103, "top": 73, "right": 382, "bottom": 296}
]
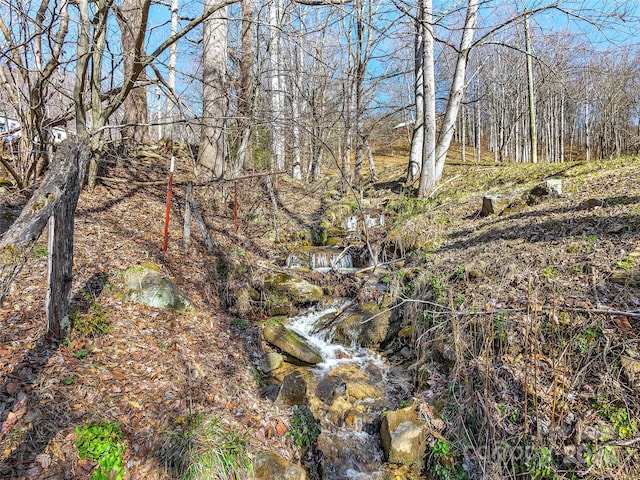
[
  {"left": 114, "top": 264, "right": 194, "bottom": 313},
  {"left": 264, "top": 273, "right": 324, "bottom": 305},
  {"left": 263, "top": 321, "right": 323, "bottom": 364}
]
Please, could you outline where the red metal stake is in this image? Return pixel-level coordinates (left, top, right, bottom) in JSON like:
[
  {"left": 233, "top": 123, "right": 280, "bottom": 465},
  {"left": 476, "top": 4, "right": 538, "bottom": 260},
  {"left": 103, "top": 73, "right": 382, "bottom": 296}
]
[{"left": 162, "top": 156, "right": 175, "bottom": 251}]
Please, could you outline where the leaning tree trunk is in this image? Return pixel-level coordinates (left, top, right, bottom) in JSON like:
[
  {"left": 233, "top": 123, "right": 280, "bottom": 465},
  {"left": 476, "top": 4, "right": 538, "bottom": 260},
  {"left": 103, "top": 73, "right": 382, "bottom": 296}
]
[
  {"left": 0, "top": 139, "right": 90, "bottom": 339},
  {"left": 434, "top": 0, "right": 478, "bottom": 181}
]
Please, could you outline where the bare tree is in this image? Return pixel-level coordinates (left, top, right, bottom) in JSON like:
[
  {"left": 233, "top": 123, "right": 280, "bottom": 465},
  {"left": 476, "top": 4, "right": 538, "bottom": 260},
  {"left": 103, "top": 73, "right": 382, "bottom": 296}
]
[{"left": 198, "top": 0, "right": 228, "bottom": 180}]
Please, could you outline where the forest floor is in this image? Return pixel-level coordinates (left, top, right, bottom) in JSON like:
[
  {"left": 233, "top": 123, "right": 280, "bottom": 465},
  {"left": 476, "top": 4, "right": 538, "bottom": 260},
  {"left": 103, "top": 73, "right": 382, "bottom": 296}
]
[{"left": 0, "top": 146, "right": 639, "bottom": 479}]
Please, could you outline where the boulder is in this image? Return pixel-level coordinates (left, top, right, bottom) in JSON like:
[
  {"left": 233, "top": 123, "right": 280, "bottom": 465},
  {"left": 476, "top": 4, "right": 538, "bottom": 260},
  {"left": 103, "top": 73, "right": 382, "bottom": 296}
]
[
  {"left": 253, "top": 450, "right": 307, "bottom": 480},
  {"left": 330, "top": 302, "right": 391, "bottom": 349},
  {"left": 315, "top": 375, "right": 346, "bottom": 405},
  {"left": 114, "top": 264, "right": 194, "bottom": 312},
  {"left": 380, "top": 406, "right": 429, "bottom": 466},
  {"left": 480, "top": 194, "right": 516, "bottom": 216},
  {"left": 328, "top": 363, "right": 385, "bottom": 402},
  {"left": 275, "top": 370, "right": 307, "bottom": 406},
  {"left": 264, "top": 274, "right": 324, "bottom": 305},
  {"left": 527, "top": 179, "right": 563, "bottom": 205},
  {"left": 263, "top": 322, "right": 323, "bottom": 364},
  {"left": 259, "top": 352, "right": 284, "bottom": 373}
]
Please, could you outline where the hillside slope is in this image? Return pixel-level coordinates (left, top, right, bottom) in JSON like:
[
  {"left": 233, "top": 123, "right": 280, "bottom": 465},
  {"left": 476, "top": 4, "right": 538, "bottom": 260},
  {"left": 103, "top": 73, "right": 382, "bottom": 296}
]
[{"left": 0, "top": 151, "right": 639, "bottom": 479}]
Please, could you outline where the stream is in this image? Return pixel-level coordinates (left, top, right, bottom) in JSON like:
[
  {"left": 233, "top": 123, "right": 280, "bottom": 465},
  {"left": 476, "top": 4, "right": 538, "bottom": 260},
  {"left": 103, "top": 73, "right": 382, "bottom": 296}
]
[{"left": 286, "top": 306, "right": 410, "bottom": 479}]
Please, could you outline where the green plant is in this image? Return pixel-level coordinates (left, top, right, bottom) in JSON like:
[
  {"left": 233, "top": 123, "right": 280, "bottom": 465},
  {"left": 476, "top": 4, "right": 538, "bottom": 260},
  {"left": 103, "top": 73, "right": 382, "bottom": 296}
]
[
  {"left": 74, "top": 348, "right": 89, "bottom": 360},
  {"left": 65, "top": 376, "right": 74, "bottom": 385},
  {"left": 541, "top": 267, "right": 557, "bottom": 278},
  {"left": 73, "top": 301, "right": 110, "bottom": 337},
  {"left": 526, "top": 446, "right": 554, "bottom": 480},
  {"left": 286, "top": 405, "right": 320, "bottom": 447},
  {"left": 431, "top": 439, "right": 468, "bottom": 480},
  {"left": 583, "top": 443, "right": 619, "bottom": 470},
  {"left": 251, "top": 368, "right": 264, "bottom": 386},
  {"left": 229, "top": 247, "right": 246, "bottom": 257},
  {"left": 232, "top": 317, "right": 248, "bottom": 328},
  {"left": 615, "top": 257, "right": 635, "bottom": 270},
  {"left": 454, "top": 294, "right": 465, "bottom": 309},
  {"left": 160, "top": 414, "right": 252, "bottom": 479},
  {"left": 494, "top": 312, "right": 508, "bottom": 343},
  {"left": 574, "top": 325, "right": 603, "bottom": 353},
  {"left": 431, "top": 275, "right": 448, "bottom": 302},
  {"left": 592, "top": 399, "right": 638, "bottom": 439},
  {"left": 454, "top": 264, "right": 466, "bottom": 280},
  {"left": 31, "top": 246, "right": 48, "bottom": 258},
  {"left": 75, "top": 422, "right": 126, "bottom": 480}
]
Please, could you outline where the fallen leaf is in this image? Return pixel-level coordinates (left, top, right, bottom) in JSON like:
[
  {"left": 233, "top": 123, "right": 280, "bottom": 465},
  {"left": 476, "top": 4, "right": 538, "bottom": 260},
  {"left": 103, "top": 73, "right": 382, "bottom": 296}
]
[
  {"left": 6, "top": 382, "right": 20, "bottom": 395},
  {"left": 612, "top": 316, "right": 632, "bottom": 332},
  {"left": 276, "top": 421, "right": 287, "bottom": 436}
]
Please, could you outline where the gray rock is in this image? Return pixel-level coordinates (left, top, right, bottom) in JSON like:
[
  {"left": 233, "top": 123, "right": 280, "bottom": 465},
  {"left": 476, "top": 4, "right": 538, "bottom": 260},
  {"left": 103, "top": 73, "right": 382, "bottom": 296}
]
[
  {"left": 315, "top": 375, "right": 346, "bottom": 405},
  {"left": 380, "top": 406, "right": 428, "bottom": 465},
  {"left": 253, "top": 450, "right": 307, "bottom": 480},
  {"left": 260, "top": 352, "right": 284, "bottom": 373},
  {"left": 275, "top": 371, "right": 307, "bottom": 406},
  {"left": 115, "top": 264, "right": 194, "bottom": 312},
  {"left": 481, "top": 194, "right": 516, "bottom": 216}
]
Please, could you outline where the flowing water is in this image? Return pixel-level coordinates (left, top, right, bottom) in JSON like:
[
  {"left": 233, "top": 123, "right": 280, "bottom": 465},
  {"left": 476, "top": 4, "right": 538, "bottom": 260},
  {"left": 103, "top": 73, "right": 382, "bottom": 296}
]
[
  {"left": 287, "top": 307, "right": 403, "bottom": 479},
  {"left": 286, "top": 247, "right": 356, "bottom": 272}
]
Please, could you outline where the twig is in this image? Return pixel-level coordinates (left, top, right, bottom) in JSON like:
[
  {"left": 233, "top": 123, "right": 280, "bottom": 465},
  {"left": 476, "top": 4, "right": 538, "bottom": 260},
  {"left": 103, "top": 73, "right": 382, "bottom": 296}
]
[
  {"left": 428, "top": 174, "right": 462, "bottom": 199},
  {"left": 354, "top": 258, "right": 406, "bottom": 275}
]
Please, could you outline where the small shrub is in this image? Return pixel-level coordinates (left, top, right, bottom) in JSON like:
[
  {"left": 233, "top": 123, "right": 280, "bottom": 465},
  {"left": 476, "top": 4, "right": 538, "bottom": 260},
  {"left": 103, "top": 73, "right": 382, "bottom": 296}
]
[
  {"left": 75, "top": 422, "right": 126, "bottom": 480},
  {"left": 615, "top": 257, "right": 635, "bottom": 270},
  {"left": 453, "top": 264, "right": 466, "bottom": 280},
  {"left": 286, "top": 405, "right": 320, "bottom": 447},
  {"left": 159, "top": 414, "right": 252, "bottom": 480},
  {"left": 232, "top": 317, "right": 248, "bottom": 328},
  {"left": 592, "top": 398, "right": 638, "bottom": 439},
  {"left": 73, "top": 302, "right": 110, "bottom": 337},
  {"left": 431, "top": 439, "right": 468, "bottom": 480},
  {"left": 431, "top": 275, "right": 448, "bottom": 302}
]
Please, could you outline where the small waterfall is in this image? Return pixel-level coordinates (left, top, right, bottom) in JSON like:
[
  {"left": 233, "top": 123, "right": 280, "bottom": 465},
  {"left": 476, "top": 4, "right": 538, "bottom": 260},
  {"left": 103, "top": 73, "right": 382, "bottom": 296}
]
[
  {"left": 310, "top": 250, "right": 353, "bottom": 271},
  {"left": 285, "top": 247, "right": 356, "bottom": 272},
  {"left": 343, "top": 213, "right": 386, "bottom": 233},
  {"left": 287, "top": 308, "right": 394, "bottom": 479}
]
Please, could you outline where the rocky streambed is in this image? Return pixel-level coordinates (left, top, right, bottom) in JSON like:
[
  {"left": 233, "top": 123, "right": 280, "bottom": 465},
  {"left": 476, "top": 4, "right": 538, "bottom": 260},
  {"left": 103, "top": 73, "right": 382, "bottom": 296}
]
[{"left": 257, "top": 266, "right": 434, "bottom": 480}]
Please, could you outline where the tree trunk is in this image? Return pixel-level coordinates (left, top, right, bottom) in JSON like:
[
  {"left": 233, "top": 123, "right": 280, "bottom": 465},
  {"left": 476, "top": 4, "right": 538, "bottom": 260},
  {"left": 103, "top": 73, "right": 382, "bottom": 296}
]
[
  {"left": 46, "top": 141, "right": 89, "bottom": 339},
  {"left": 416, "top": 0, "right": 436, "bottom": 197},
  {"left": 237, "top": 0, "right": 254, "bottom": 172},
  {"left": 166, "top": 0, "right": 180, "bottom": 140},
  {"left": 116, "top": 0, "right": 150, "bottom": 145},
  {"left": 524, "top": 10, "right": 538, "bottom": 164},
  {"left": 434, "top": 0, "right": 478, "bottom": 181},
  {"left": 0, "top": 140, "right": 89, "bottom": 339},
  {"left": 269, "top": 0, "right": 286, "bottom": 173},
  {"left": 407, "top": 9, "right": 424, "bottom": 184},
  {"left": 198, "top": 0, "right": 228, "bottom": 180}
]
